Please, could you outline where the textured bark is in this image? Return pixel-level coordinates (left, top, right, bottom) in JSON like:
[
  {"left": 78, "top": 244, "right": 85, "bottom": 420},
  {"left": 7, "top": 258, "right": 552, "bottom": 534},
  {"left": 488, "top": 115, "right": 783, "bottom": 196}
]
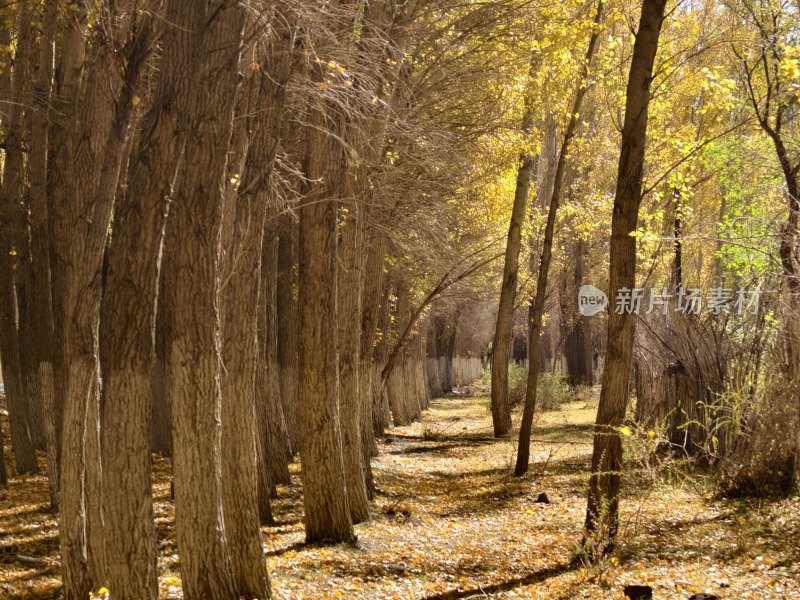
[
  {"left": 372, "top": 280, "right": 393, "bottom": 437},
  {"left": 386, "top": 283, "right": 414, "bottom": 426},
  {"left": 359, "top": 236, "right": 388, "bottom": 463},
  {"left": 584, "top": 0, "right": 666, "bottom": 557},
  {"left": 434, "top": 314, "right": 456, "bottom": 394},
  {"left": 259, "top": 230, "right": 291, "bottom": 496},
  {"left": 15, "top": 262, "right": 45, "bottom": 451},
  {"left": 412, "top": 328, "right": 431, "bottom": 410},
  {"left": 27, "top": 0, "right": 60, "bottom": 508},
  {"left": 516, "top": 1, "right": 603, "bottom": 476},
  {"left": 161, "top": 1, "right": 247, "bottom": 597},
  {"left": 338, "top": 206, "right": 371, "bottom": 523},
  {"left": 99, "top": 7, "right": 179, "bottom": 598},
  {"left": 47, "top": 1, "right": 119, "bottom": 594},
  {"left": 150, "top": 271, "right": 171, "bottom": 457},
  {"left": 298, "top": 16, "right": 357, "bottom": 539},
  {"left": 277, "top": 214, "right": 300, "bottom": 454},
  {"left": 298, "top": 130, "right": 357, "bottom": 539},
  {"left": 490, "top": 55, "right": 539, "bottom": 438},
  {"left": 256, "top": 231, "right": 279, "bottom": 527},
  {"left": 0, "top": 1, "right": 38, "bottom": 477},
  {"left": 0, "top": 271, "right": 38, "bottom": 476},
  {"left": 219, "top": 9, "right": 295, "bottom": 590}
]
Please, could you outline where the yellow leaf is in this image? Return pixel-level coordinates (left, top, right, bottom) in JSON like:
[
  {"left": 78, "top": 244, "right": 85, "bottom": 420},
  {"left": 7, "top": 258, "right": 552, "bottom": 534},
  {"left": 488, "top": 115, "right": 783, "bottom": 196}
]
[{"left": 619, "top": 426, "right": 632, "bottom": 437}]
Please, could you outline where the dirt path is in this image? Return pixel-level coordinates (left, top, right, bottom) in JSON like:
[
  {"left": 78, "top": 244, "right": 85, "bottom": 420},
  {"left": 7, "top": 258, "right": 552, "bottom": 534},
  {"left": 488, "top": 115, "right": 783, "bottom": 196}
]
[{"left": 1, "top": 394, "right": 798, "bottom": 599}]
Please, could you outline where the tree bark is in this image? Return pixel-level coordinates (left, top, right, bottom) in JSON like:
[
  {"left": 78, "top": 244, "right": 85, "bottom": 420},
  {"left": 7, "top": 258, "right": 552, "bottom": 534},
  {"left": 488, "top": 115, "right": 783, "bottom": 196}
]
[
  {"left": 15, "top": 257, "right": 46, "bottom": 451},
  {"left": 218, "top": 7, "right": 295, "bottom": 589},
  {"left": 258, "top": 228, "right": 292, "bottom": 501},
  {"left": 583, "top": 0, "right": 666, "bottom": 558},
  {"left": 27, "top": 0, "right": 60, "bottom": 508},
  {"left": 298, "top": 20, "right": 357, "bottom": 539},
  {"left": 515, "top": 1, "right": 603, "bottom": 476},
  {"left": 277, "top": 214, "right": 300, "bottom": 454},
  {"left": 162, "top": 1, "right": 247, "bottom": 597},
  {"left": 49, "top": 0, "right": 144, "bottom": 593},
  {"left": 338, "top": 202, "right": 371, "bottom": 523},
  {"left": 99, "top": 6, "right": 187, "bottom": 597},
  {"left": 150, "top": 270, "right": 171, "bottom": 457},
  {"left": 0, "top": 0, "right": 39, "bottom": 477}
]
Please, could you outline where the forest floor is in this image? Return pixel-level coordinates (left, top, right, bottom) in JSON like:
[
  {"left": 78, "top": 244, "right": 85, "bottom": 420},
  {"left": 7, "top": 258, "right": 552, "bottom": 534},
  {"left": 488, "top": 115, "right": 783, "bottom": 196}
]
[{"left": 1, "top": 388, "right": 799, "bottom": 599}]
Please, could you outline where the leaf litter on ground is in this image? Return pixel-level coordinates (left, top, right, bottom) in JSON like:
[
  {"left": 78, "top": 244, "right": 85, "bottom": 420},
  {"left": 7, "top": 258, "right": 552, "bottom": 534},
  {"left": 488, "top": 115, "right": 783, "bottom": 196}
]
[{"left": 0, "top": 394, "right": 798, "bottom": 599}]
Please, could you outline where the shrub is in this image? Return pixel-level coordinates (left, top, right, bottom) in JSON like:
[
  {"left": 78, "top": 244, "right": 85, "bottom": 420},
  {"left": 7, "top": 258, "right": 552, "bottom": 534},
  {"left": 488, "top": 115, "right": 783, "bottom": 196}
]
[
  {"left": 507, "top": 362, "right": 528, "bottom": 407},
  {"left": 713, "top": 377, "right": 799, "bottom": 498},
  {"left": 483, "top": 364, "right": 571, "bottom": 411}
]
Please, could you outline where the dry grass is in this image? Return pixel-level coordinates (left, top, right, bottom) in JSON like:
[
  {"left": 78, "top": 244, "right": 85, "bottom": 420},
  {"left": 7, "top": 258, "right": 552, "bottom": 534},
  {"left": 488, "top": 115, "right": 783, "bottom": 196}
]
[{"left": 1, "top": 393, "right": 798, "bottom": 599}]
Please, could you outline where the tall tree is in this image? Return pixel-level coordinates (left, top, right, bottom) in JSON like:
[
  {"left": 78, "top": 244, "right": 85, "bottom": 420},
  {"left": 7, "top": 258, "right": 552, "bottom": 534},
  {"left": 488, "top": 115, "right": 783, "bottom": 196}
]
[
  {"left": 732, "top": 0, "right": 800, "bottom": 381},
  {"left": 161, "top": 0, "right": 247, "bottom": 596},
  {"left": 218, "top": 2, "right": 297, "bottom": 594},
  {"left": 583, "top": 0, "right": 667, "bottom": 558},
  {"left": 49, "top": 0, "right": 151, "bottom": 593},
  {"left": 276, "top": 212, "right": 300, "bottom": 453},
  {"left": 27, "top": 0, "right": 61, "bottom": 508},
  {"left": 100, "top": 2, "right": 185, "bottom": 596},
  {"left": 515, "top": 0, "right": 604, "bottom": 476},
  {"left": 489, "top": 54, "right": 540, "bottom": 438},
  {"left": 0, "top": 1, "right": 38, "bottom": 477},
  {"left": 297, "top": 0, "right": 357, "bottom": 544}
]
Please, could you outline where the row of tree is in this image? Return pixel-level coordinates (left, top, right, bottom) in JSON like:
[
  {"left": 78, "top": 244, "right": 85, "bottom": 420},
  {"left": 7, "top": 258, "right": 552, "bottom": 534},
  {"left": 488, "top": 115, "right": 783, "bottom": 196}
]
[
  {"left": 0, "top": 0, "right": 508, "bottom": 598},
  {"left": 2, "top": 0, "right": 799, "bottom": 597},
  {"left": 487, "top": 0, "right": 800, "bottom": 557}
]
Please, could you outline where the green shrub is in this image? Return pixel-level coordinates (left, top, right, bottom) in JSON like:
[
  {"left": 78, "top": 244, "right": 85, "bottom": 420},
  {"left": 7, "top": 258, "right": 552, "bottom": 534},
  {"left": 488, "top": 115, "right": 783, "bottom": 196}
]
[
  {"left": 483, "top": 364, "right": 571, "bottom": 411},
  {"left": 537, "top": 372, "right": 570, "bottom": 411},
  {"left": 507, "top": 362, "right": 528, "bottom": 407}
]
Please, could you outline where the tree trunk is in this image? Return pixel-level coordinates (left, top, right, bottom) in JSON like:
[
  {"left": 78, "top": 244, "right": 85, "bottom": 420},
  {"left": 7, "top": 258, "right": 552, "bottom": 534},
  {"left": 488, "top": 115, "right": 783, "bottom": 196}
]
[
  {"left": 515, "top": 0, "right": 604, "bottom": 477},
  {"left": 372, "top": 279, "right": 393, "bottom": 437},
  {"left": 490, "top": 94, "right": 536, "bottom": 437},
  {"left": 0, "top": 277, "right": 38, "bottom": 476},
  {"left": 27, "top": 0, "right": 60, "bottom": 508},
  {"left": 564, "top": 240, "right": 594, "bottom": 386},
  {"left": 15, "top": 259, "right": 46, "bottom": 451},
  {"left": 0, "top": 0, "right": 39, "bottom": 477},
  {"left": 219, "top": 11, "right": 294, "bottom": 589},
  {"left": 338, "top": 203, "right": 371, "bottom": 523},
  {"left": 297, "top": 42, "right": 357, "bottom": 542},
  {"left": 99, "top": 7, "right": 185, "bottom": 597},
  {"left": 358, "top": 234, "right": 386, "bottom": 483},
  {"left": 584, "top": 0, "right": 666, "bottom": 558},
  {"left": 258, "top": 228, "right": 291, "bottom": 504},
  {"left": 162, "top": 2, "right": 247, "bottom": 597},
  {"left": 50, "top": 0, "right": 146, "bottom": 593},
  {"left": 150, "top": 270, "right": 171, "bottom": 457},
  {"left": 277, "top": 213, "right": 300, "bottom": 454}
]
